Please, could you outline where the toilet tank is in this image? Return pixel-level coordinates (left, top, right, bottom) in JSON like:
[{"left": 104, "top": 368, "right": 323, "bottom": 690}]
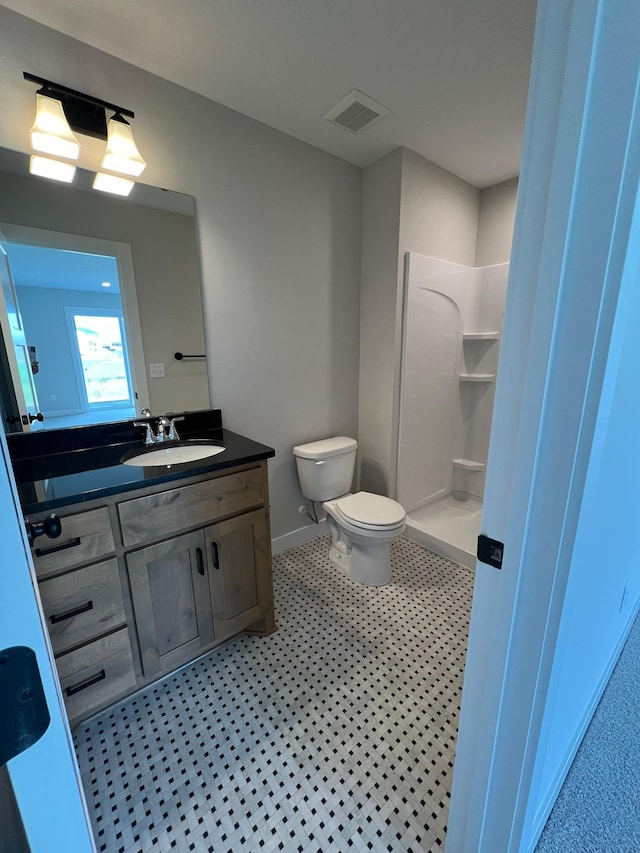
[{"left": 293, "top": 436, "right": 357, "bottom": 501}]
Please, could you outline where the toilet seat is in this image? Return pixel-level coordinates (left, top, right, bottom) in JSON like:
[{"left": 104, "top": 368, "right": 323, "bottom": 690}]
[{"left": 334, "top": 491, "right": 406, "bottom": 530}]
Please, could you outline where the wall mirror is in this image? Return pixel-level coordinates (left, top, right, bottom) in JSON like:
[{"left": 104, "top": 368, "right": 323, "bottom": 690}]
[{"left": 0, "top": 147, "right": 209, "bottom": 434}]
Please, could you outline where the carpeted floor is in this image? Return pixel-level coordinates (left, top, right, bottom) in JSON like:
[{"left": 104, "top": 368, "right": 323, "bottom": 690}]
[{"left": 535, "top": 610, "right": 640, "bottom": 852}]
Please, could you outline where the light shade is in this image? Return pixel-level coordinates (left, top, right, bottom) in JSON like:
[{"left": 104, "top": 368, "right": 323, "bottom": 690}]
[
  {"left": 100, "top": 115, "right": 146, "bottom": 177},
  {"left": 93, "top": 172, "right": 135, "bottom": 196},
  {"left": 29, "top": 155, "right": 76, "bottom": 183},
  {"left": 30, "top": 92, "right": 80, "bottom": 160}
]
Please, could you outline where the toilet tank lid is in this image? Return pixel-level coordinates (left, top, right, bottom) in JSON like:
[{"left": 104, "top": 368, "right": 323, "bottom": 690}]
[{"left": 293, "top": 436, "right": 357, "bottom": 459}]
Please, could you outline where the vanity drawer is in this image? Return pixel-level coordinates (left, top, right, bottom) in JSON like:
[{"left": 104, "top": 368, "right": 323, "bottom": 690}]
[
  {"left": 32, "top": 506, "right": 115, "bottom": 580},
  {"left": 39, "top": 558, "right": 126, "bottom": 655},
  {"left": 56, "top": 628, "right": 136, "bottom": 723},
  {"left": 118, "top": 466, "right": 264, "bottom": 547}
]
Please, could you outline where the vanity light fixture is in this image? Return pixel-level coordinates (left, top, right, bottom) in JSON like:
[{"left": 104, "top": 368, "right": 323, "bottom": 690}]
[
  {"left": 29, "top": 91, "right": 80, "bottom": 160},
  {"left": 93, "top": 172, "right": 135, "bottom": 197},
  {"left": 101, "top": 114, "right": 147, "bottom": 177},
  {"left": 29, "top": 154, "right": 76, "bottom": 183},
  {"left": 24, "top": 72, "right": 146, "bottom": 192}
]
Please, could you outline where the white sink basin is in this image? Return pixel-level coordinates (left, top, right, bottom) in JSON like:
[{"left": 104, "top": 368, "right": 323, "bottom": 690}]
[{"left": 122, "top": 443, "right": 226, "bottom": 467}]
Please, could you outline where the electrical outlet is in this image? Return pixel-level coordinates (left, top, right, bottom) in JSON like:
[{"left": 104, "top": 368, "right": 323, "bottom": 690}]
[{"left": 149, "top": 363, "right": 165, "bottom": 378}]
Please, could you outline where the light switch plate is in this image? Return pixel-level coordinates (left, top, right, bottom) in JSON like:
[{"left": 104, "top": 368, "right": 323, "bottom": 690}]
[{"left": 149, "top": 363, "right": 165, "bottom": 378}]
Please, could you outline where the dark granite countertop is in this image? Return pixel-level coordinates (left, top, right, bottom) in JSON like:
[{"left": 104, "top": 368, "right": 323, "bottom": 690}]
[{"left": 9, "top": 409, "right": 275, "bottom": 515}]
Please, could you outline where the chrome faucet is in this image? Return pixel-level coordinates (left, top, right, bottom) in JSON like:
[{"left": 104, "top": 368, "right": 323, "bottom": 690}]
[
  {"left": 167, "top": 415, "right": 184, "bottom": 441},
  {"left": 132, "top": 420, "right": 156, "bottom": 445},
  {"left": 156, "top": 416, "right": 170, "bottom": 442},
  {"left": 133, "top": 415, "right": 185, "bottom": 445}
]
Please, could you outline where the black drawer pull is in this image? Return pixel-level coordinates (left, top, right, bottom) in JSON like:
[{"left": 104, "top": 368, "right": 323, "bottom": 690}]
[
  {"left": 65, "top": 668, "right": 106, "bottom": 697},
  {"left": 35, "top": 536, "right": 81, "bottom": 557},
  {"left": 50, "top": 600, "right": 94, "bottom": 624},
  {"left": 212, "top": 541, "right": 220, "bottom": 570},
  {"left": 196, "top": 547, "right": 205, "bottom": 576}
]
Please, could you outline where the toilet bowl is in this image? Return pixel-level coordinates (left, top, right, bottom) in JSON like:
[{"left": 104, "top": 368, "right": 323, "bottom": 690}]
[
  {"left": 293, "top": 436, "right": 406, "bottom": 587},
  {"left": 323, "top": 491, "right": 406, "bottom": 586}
]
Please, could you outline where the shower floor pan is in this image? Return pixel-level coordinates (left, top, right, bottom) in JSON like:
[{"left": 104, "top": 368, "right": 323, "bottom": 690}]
[{"left": 404, "top": 494, "right": 482, "bottom": 570}]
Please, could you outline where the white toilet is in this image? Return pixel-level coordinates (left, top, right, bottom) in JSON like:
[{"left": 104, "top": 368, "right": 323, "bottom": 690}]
[{"left": 293, "top": 436, "right": 406, "bottom": 586}]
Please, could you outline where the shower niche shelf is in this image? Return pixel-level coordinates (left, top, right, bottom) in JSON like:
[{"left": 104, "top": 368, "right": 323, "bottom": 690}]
[
  {"left": 452, "top": 458, "right": 486, "bottom": 472},
  {"left": 459, "top": 373, "right": 495, "bottom": 383},
  {"left": 462, "top": 332, "right": 500, "bottom": 341}
]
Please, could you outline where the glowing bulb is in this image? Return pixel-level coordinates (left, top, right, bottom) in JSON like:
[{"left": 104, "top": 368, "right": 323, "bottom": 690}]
[
  {"left": 101, "top": 115, "right": 146, "bottom": 177},
  {"left": 93, "top": 172, "right": 135, "bottom": 197},
  {"left": 30, "top": 92, "right": 80, "bottom": 160},
  {"left": 29, "top": 155, "right": 76, "bottom": 183}
]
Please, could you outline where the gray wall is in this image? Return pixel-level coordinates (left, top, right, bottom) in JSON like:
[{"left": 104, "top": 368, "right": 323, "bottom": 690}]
[
  {"left": 359, "top": 147, "right": 481, "bottom": 498},
  {"left": 358, "top": 149, "right": 403, "bottom": 496},
  {"left": 475, "top": 178, "right": 519, "bottom": 267},
  {"left": 0, "top": 6, "right": 362, "bottom": 544}
]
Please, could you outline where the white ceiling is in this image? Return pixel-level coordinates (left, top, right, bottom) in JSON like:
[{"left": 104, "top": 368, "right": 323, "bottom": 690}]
[
  {"left": 0, "top": 0, "right": 538, "bottom": 188},
  {"left": 6, "top": 243, "right": 120, "bottom": 292}
]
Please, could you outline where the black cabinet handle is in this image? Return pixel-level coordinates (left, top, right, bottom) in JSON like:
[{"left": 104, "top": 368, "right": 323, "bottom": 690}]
[
  {"left": 212, "top": 541, "right": 220, "bottom": 570},
  {"left": 28, "top": 412, "right": 44, "bottom": 423},
  {"left": 35, "top": 536, "right": 81, "bottom": 557},
  {"left": 196, "top": 547, "right": 205, "bottom": 576},
  {"left": 65, "top": 669, "right": 106, "bottom": 697},
  {"left": 50, "top": 600, "right": 93, "bottom": 624}
]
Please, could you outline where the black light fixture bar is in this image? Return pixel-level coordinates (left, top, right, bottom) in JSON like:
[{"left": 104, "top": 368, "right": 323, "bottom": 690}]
[{"left": 23, "top": 72, "right": 135, "bottom": 140}]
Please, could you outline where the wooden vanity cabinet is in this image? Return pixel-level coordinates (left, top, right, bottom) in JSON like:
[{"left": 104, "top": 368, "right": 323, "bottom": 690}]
[
  {"left": 127, "top": 507, "right": 270, "bottom": 680},
  {"left": 206, "top": 507, "right": 271, "bottom": 639},
  {"left": 29, "top": 459, "right": 275, "bottom": 726},
  {"left": 127, "top": 529, "right": 215, "bottom": 679},
  {"left": 32, "top": 507, "right": 136, "bottom": 723}
]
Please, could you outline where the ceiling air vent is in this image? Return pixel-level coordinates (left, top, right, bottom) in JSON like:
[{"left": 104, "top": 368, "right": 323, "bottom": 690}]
[{"left": 323, "top": 89, "right": 391, "bottom": 135}]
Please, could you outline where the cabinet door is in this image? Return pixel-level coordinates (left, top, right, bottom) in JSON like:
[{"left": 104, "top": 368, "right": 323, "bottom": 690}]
[
  {"left": 206, "top": 508, "right": 268, "bottom": 640},
  {"left": 127, "top": 530, "right": 214, "bottom": 678}
]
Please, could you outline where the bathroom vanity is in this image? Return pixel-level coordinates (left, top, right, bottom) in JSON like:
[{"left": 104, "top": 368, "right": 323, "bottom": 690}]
[{"left": 9, "top": 410, "right": 276, "bottom": 726}]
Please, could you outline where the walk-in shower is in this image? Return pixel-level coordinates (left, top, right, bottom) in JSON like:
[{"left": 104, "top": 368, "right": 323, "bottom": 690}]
[{"left": 397, "top": 252, "right": 509, "bottom": 568}]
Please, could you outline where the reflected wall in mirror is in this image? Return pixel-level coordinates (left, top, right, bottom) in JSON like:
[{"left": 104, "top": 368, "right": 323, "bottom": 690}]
[{"left": 0, "top": 148, "right": 210, "bottom": 434}]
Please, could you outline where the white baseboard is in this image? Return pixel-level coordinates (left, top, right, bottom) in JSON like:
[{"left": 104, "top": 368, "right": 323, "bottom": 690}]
[{"left": 271, "top": 520, "right": 328, "bottom": 555}]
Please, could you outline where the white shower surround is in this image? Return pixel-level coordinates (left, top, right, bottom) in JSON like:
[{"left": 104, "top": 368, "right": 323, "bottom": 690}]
[{"left": 398, "top": 252, "right": 508, "bottom": 567}]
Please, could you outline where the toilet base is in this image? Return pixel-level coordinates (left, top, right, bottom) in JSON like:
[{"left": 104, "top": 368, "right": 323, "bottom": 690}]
[
  {"left": 329, "top": 544, "right": 351, "bottom": 572},
  {"left": 329, "top": 541, "right": 392, "bottom": 587}
]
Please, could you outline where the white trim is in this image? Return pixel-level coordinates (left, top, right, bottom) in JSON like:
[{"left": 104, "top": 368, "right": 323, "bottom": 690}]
[{"left": 271, "top": 520, "right": 328, "bottom": 555}]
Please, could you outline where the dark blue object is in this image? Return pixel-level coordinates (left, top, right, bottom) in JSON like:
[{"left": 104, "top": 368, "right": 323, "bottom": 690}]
[{"left": 0, "top": 647, "right": 50, "bottom": 767}]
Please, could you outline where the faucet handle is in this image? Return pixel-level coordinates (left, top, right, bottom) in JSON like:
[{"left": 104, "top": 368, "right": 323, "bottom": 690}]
[
  {"left": 133, "top": 421, "right": 155, "bottom": 446},
  {"left": 168, "top": 415, "right": 185, "bottom": 441}
]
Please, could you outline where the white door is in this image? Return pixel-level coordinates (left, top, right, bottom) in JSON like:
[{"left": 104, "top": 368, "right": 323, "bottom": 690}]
[
  {"left": 0, "top": 430, "right": 94, "bottom": 851},
  {"left": 447, "top": 0, "right": 640, "bottom": 850},
  {"left": 0, "top": 244, "right": 41, "bottom": 431}
]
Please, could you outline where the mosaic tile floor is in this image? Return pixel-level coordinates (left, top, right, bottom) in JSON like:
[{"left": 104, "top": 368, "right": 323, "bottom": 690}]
[{"left": 73, "top": 536, "right": 473, "bottom": 853}]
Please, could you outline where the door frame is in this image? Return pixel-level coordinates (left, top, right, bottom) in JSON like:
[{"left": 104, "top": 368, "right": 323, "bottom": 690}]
[{"left": 447, "top": 0, "right": 640, "bottom": 849}]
